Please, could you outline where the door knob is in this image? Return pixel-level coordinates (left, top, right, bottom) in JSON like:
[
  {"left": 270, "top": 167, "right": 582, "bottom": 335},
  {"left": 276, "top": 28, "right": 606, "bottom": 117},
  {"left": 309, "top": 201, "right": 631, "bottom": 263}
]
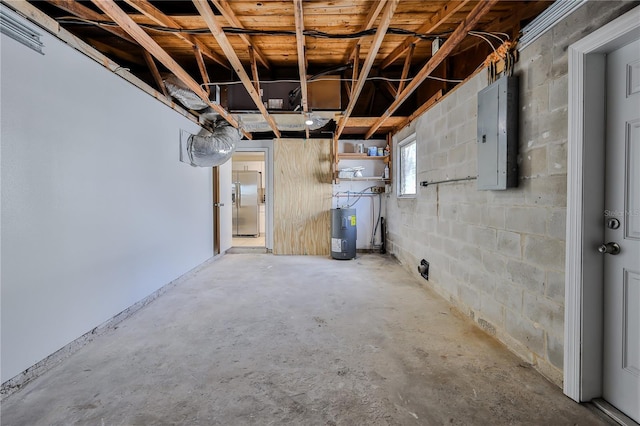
[{"left": 598, "top": 242, "right": 621, "bottom": 255}]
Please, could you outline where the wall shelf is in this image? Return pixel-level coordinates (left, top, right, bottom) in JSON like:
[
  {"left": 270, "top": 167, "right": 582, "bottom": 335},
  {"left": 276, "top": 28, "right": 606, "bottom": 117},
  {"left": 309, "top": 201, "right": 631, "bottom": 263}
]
[
  {"left": 338, "top": 153, "right": 390, "bottom": 162},
  {"left": 337, "top": 177, "right": 390, "bottom": 182},
  {"left": 333, "top": 137, "right": 392, "bottom": 184}
]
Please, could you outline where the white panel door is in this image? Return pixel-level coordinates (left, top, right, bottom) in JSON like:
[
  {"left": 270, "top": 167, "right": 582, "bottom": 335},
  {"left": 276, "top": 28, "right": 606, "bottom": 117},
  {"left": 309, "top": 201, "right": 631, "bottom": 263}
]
[{"left": 603, "top": 38, "right": 640, "bottom": 423}]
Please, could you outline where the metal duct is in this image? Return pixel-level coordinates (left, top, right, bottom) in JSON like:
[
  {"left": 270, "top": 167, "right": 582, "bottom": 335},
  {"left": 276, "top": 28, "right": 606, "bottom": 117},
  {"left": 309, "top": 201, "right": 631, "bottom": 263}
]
[
  {"left": 164, "top": 75, "right": 209, "bottom": 111},
  {"left": 198, "top": 107, "right": 219, "bottom": 122},
  {"left": 186, "top": 120, "right": 241, "bottom": 167},
  {"left": 240, "top": 116, "right": 331, "bottom": 132}
]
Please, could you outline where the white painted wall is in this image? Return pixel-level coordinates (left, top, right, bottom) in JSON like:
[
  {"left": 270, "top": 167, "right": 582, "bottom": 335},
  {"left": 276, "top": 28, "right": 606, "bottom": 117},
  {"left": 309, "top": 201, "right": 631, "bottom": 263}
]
[
  {"left": 1, "top": 21, "right": 212, "bottom": 382},
  {"left": 332, "top": 181, "right": 386, "bottom": 249},
  {"left": 334, "top": 140, "right": 387, "bottom": 249}
]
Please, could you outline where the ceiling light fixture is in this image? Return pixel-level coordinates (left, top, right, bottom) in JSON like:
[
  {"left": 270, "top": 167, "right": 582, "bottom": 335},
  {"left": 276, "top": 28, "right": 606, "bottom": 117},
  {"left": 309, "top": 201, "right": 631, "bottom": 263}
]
[{"left": 304, "top": 114, "right": 314, "bottom": 126}]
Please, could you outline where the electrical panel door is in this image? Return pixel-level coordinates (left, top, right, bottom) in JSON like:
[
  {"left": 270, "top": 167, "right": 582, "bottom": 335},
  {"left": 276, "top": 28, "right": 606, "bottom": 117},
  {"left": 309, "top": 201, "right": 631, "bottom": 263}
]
[{"left": 477, "top": 76, "right": 519, "bottom": 190}]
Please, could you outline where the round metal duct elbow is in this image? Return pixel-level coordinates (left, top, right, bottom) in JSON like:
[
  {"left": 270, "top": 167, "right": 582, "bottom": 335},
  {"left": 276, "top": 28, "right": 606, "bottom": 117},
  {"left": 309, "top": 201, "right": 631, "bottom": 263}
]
[{"left": 187, "top": 120, "right": 241, "bottom": 167}]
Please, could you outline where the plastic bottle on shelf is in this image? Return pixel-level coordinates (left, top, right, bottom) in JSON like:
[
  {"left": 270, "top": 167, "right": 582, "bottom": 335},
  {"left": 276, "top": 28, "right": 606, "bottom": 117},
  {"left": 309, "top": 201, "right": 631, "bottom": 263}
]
[{"left": 383, "top": 164, "right": 389, "bottom": 179}]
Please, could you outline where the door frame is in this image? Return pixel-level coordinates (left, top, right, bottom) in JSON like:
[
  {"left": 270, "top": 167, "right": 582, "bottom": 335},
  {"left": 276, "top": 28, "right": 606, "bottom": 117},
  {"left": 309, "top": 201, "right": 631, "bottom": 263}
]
[
  {"left": 213, "top": 166, "right": 221, "bottom": 255},
  {"left": 564, "top": 6, "right": 640, "bottom": 402},
  {"left": 233, "top": 142, "right": 273, "bottom": 250}
]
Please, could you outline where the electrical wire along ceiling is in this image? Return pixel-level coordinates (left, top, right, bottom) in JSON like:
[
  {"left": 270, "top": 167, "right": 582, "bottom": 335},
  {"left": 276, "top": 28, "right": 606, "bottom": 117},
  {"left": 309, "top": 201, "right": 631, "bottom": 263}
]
[{"left": 20, "top": 0, "right": 553, "bottom": 140}]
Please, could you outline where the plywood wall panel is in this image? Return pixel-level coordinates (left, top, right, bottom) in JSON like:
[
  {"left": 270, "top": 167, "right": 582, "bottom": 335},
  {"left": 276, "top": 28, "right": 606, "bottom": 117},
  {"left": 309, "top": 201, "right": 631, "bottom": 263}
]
[{"left": 274, "top": 139, "right": 332, "bottom": 255}]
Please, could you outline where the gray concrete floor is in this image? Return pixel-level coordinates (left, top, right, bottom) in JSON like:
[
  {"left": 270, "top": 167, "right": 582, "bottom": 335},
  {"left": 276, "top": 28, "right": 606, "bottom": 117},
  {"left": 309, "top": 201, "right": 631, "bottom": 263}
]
[
  {"left": 1, "top": 254, "right": 611, "bottom": 425},
  {"left": 232, "top": 234, "right": 265, "bottom": 248}
]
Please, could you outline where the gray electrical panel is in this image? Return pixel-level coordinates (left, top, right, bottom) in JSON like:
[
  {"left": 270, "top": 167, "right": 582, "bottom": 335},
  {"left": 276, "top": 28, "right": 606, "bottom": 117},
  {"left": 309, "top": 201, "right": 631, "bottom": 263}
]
[{"left": 477, "top": 75, "right": 519, "bottom": 190}]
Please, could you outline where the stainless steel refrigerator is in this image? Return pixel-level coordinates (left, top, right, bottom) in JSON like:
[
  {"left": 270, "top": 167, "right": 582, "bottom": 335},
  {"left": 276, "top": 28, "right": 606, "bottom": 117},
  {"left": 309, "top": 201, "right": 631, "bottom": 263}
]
[{"left": 232, "top": 170, "right": 261, "bottom": 236}]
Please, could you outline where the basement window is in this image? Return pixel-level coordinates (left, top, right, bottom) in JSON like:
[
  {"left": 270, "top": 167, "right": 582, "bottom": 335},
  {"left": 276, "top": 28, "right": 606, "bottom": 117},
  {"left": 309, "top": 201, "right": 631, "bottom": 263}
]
[{"left": 398, "top": 134, "right": 417, "bottom": 197}]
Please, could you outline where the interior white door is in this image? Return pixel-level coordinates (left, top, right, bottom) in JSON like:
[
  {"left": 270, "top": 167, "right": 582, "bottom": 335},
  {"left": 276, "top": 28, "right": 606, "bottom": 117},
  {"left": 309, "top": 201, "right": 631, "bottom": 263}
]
[{"left": 603, "top": 37, "right": 640, "bottom": 423}]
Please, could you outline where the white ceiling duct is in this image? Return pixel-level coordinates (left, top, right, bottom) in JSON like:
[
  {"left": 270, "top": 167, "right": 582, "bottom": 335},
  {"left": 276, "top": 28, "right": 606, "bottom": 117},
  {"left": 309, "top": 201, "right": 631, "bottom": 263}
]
[
  {"left": 164, "top": 76, "right": 335, "bottom": 133},
  {"left": 239, "top": 113, "right": 332, "bottom": 132}
]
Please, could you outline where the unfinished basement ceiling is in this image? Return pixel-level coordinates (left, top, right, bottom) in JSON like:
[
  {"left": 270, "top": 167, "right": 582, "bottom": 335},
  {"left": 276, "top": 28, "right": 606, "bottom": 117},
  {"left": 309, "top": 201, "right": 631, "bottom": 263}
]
[{"left": 26, "top": 0, "right": 553, "bottom": 140}]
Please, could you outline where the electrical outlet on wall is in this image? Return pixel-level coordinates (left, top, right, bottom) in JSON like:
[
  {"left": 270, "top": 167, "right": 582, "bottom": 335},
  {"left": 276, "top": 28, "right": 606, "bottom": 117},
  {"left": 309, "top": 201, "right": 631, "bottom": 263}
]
[
  {"left": 418, "top": 259, "right": 429, "bottom": 280},
  {"left": 371, "top": 186, "right": 385, "bottom": 194}
]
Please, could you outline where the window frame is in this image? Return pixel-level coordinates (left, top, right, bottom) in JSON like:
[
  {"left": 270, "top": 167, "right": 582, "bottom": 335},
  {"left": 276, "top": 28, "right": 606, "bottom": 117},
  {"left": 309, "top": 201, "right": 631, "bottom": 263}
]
[{"left": 396, "top": 134, "right": 417, "bottom": 198}]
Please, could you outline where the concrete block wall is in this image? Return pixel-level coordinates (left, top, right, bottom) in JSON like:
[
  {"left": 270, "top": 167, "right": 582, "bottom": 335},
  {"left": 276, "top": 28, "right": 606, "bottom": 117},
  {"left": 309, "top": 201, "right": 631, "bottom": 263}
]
[{"left": 387, "top": 1, "right": 638, "bottom": 386}]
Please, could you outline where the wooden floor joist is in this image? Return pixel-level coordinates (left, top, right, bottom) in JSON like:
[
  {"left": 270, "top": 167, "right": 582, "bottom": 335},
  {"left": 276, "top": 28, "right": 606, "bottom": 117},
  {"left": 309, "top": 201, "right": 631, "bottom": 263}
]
[
  {"left": 334, "top": 0, "right": 399, "bottom": 143},
  {"left": 91, "top": 0, "right": 241, "bottom": 131},
  {"left": 122, "top": 0, "right": 229, "bottom": 69},
  {"left": 142, "top": 50, "right": 168, "bottom": 97},
  {"left": 293, "top": 0, "right": 310, "bottom": 139},
  {"left": 211, "top": 0, "right": 271, "bottom": 70},
  {"left": 365, "top": 0, "right": 499, "bottom": 139},
  {"left": 380, "top": 0, "right": 472, "bottom": 69},
  {"left": 29, "top": 0, "right": 554, "bottom": 140},
  {"left": 192, "top": 0, "right": 281, "bottom": 138}
]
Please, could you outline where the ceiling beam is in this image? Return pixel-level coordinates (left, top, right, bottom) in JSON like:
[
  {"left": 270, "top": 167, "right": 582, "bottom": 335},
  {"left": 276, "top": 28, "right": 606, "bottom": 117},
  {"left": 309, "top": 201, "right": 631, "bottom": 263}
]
[
  {"left": 397, "top": 43, "right": 415, "bottom": 95},
  {"left": 393, "top": 89, "right": 443, "bottom": 132},
  {"left": 246, "top": 46, "right": 270, "bottom": 138},
  {"left": 379, "top": 79, "right": 397, "bottom": 100},
  {"left": 293, "top": 0, "right": 310, "bottom": 139},
  {"left": 455, "top": 1, "right": 549, "bottom": 56},
  {"left": 380, "top": 0, "right": 471, "bottom": 69},
  {"left": 343, "top": 80, "right": 352, "bottom": 102},
  {"left": 46, "top": 0, "right": 137, "bottom": 44},
  {"left": 342, "top": 116, "right": 407, "bottom": 128},
  {"left": 193, "top": 45, "right": 211, "bottom": 96},
  {"left": 293, "top": 0, "right": 308, "bottom": 114},
  {"left": 343, "top": 0, "right": 387, "bottom": 63},
  {"left": 351, "top": 43, "right": 360, "bottom": 100},
  {"left": 334, "top": 0, "right": 399, "bottom": 142},
  {"left": 248, "top": 46, "right": 260, "bottom": 91},
  {"left": 210, "top": 0, "right": 270, "bottom": 70},
  {"left": 142, "top": 50, "right": 169, "bottom": 97},
  {"left": 365, "top": 0, "right": 498, "bottom": 139},
  {"left": 246, "top": 47, "right": 267, "bottom": 137},
  {"left": 122, "top": 0, "right": 229, "bottom": 69},
  {"left": 193, "top": 0, "right": 281, "bottom": 138},
  {"left": 91, "top": 0, "right": 242, "bottom": 132},
  {"left": 86, "top": 37, "right": 145, "bottom": 65}
]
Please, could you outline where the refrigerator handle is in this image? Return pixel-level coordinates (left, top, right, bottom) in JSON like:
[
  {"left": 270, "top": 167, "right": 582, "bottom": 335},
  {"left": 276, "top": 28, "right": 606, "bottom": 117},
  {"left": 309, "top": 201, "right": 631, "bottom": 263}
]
[{"left": 236, "top": 183, "right": 241, "bottom": 207}]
